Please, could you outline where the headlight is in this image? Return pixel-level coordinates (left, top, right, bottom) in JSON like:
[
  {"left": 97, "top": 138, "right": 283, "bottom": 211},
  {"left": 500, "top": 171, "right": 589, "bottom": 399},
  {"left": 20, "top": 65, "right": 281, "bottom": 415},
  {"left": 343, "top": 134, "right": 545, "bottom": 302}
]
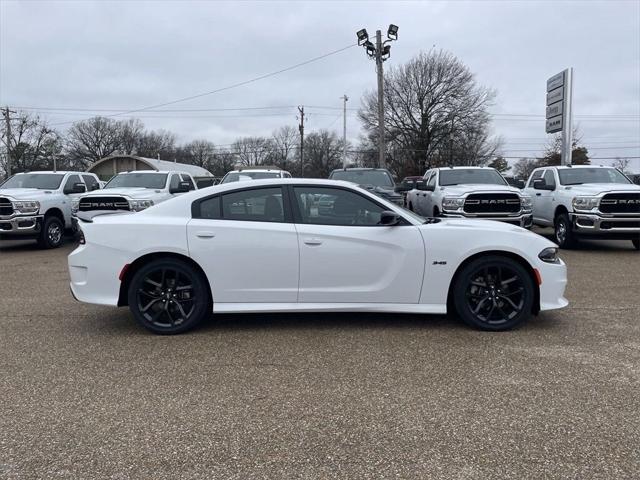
[
  {"left": 12, "top": 200, "right": 40, "bottom": 214},
  {"left": 521, "top": 196, "right": 532, "bottom": 212},
  {"left": 442, "top": 197, "right": 465, "bottom": 211},
  {"left": 71, "top": 199, "right": 80, "bottom": 214},
  {"left": 129, "top": 199, "right": 154, "bottom": 212},
  {"left": 538, "top": 247, "right": 559, "bottom": 263},
  {"left": 572, "top": 196, "right": 599, "bottom": 212}
]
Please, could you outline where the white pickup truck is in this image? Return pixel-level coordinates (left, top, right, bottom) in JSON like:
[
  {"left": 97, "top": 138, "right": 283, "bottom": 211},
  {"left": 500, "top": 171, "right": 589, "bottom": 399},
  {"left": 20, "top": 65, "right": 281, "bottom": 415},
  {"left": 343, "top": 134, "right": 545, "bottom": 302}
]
[
  {"left": 0, "top": 171, "right": 101, "bottom": 248},
  {"left": 73, "top": 170, "right": 197, "bottom": 217},
  {"left": 405, "top": 166, "right": 533, "bottom": 228},
  {"left": 524, "top": 165, "right": 640, "bottom": 249}
]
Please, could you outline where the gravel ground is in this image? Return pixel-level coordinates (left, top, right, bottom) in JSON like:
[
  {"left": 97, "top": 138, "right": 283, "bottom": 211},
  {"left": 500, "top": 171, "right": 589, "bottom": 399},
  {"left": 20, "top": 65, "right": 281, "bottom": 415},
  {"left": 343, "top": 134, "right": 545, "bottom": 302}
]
[{"left": 1, "top": 231, "right": 639, "bottom": 479}]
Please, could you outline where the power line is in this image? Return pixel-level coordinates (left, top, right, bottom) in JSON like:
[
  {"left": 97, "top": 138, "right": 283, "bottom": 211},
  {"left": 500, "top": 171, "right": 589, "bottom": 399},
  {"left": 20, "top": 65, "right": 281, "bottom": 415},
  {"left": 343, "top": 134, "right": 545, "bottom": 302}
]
[{"left": 48, "top": 43, "right": 357, "bottom": 127}]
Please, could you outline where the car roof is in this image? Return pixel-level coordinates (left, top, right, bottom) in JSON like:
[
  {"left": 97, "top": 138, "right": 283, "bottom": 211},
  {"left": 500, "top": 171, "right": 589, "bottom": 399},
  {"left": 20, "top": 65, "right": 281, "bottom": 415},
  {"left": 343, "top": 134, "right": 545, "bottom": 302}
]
[
  {"left": 434, "top": 166, "right": 492, "bottom": 170},
  {"left": 115, "top": 170, "right": 187, "bottom": 175},
  {"left": 330, "top": 167, "right": 390, "bottom": 171},
  {"left": 15, "top": 170, "right": 88, "bottom": 175}
]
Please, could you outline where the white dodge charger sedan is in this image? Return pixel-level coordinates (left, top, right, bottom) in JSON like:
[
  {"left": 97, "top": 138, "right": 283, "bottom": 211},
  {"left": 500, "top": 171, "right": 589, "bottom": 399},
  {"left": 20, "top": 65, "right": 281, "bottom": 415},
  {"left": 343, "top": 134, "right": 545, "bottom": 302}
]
[{"left": 68, "top": 179, "right": 568, "bottom": 334}]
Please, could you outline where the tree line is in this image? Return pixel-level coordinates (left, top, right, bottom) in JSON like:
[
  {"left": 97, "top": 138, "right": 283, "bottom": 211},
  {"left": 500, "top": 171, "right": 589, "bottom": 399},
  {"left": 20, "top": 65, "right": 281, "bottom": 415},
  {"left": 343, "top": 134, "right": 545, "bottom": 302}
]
[{"left": 1, "top": 49, "right": 594, "bottom": 181}]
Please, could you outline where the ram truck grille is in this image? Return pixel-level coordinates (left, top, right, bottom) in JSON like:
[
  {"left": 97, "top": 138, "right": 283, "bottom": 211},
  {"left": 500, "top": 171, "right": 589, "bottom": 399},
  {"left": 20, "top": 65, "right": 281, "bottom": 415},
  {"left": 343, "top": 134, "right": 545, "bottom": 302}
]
[
  {"left": 599, "top": 193, "right": 640, "bottom": 214},
  {"left": 0, "top": 197, "right": 13, "bottom": 216},
  {"left": 78, "top": 196, "right": 130, "bottom": 211},
  {"left": 463, "top": 193, "right": 521, "bottom": 214}
]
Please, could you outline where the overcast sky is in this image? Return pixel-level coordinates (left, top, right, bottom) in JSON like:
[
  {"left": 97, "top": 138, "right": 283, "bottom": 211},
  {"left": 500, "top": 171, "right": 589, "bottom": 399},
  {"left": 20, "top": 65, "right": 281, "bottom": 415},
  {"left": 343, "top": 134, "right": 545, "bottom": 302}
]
[{"left": 1, "top": 0, "right": 639, "bottom": 171}]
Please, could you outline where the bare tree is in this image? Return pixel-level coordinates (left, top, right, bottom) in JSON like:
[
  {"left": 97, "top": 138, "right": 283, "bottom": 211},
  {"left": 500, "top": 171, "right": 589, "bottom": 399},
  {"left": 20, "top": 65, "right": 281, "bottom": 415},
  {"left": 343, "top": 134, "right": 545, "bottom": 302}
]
[
  {"left": 179, "top": 140, "right": 216, "bottom": 169},
  {"left": 612, "top": 157, "right": 631, "bottom": 174},
  {"left": 359, "top": 49, "right": 497, "bottom": 175},
  {"left": 270, "top": 126, "right": 299, "bottom": 172},
  {"left": 118, "top": 118, "right": 145, "bottom": 155},
  {"left": 65, "top": 116, "right": 124, "bottom": 168},
  {"left": 232, "top": 137, "right": 272, "bottom": 167},
  {"left": 302, "top": 130, "right": 344, "bottom": 178},
  {"left": 512, "top": 158, "right": 539, "bottom": 180},
  {"left": 135, "top": 129, "right": 177, "bottom": 159},
  {"left": 0, "top": 112, "right": 63, "bottom": 175}
]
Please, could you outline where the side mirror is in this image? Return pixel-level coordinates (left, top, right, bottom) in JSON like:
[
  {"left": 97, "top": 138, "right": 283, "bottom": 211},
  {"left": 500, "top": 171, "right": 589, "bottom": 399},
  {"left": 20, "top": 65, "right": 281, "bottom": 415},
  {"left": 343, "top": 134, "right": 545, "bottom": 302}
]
[
  {"left": 379, "top": 210, "right": 402, "bottom": 226},
  {"left": 91, "top": 183, "right": 101, "bottom": 191},
  {"left": 394, "top": 184, "right": 411, "bottom": 193},
  {"left": 425, "top": 184, "right": 436, "bottom": 192},
  {"left": 415, "top": 180, "right": 428, "bottom": 191},
  {"left": 170, "top": 181, "right": 191, "bottom": 194},
  {"left": 65, "top": 182, "right": 86, "bottom": 194},
  {"left": 516, "top": 179, "right": 525, "bottom": 189},
  {"left": 533, "top": 179, "right": 554, "bottom": 191}
]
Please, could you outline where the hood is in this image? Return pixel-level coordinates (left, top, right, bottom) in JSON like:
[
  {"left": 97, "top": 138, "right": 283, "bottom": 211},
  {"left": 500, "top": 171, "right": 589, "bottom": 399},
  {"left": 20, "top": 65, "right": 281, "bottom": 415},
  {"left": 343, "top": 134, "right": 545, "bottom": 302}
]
[
  {"left": 426, "top": 217, "right": 556, "bottom": 247},
  {"left": 558, "top": 183, "right": 640, "bottom": 196},
  {"left": 359, "top": 184, "right": 402, "bottom": 197},
  {"left": 81, "top": 187, "right": 162, "bottom": 199},
  {"left": 439, "top": 184, "right": 522, "bottom": 196},
  {"left": 0, "top": 188, "right": 59, "bottom": 200}
]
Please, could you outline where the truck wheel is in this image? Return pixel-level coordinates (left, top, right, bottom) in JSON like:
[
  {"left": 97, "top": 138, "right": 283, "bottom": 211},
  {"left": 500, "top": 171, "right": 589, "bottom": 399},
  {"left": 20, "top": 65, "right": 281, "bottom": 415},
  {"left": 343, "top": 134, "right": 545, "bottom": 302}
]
[
  {"left": 127, "top": 258, "right": 211, "bottom": 335},
  {"left": 433, "top": 207, "right": 440, "bottom": 217},
  {"left": 408, "top": 202, "right": 414, "bottom": 212},
  {"left": 453, "top": 255, "right": 534, "bottom": 331},
  {"left": 633, "top": 238, "right": 640, "bottom": 251},
  {"left": 554, "top": 212, "right": 577, "bottom": 249},
  {"left": 37, "top": 216, "right": 64, "bottom": 249}
]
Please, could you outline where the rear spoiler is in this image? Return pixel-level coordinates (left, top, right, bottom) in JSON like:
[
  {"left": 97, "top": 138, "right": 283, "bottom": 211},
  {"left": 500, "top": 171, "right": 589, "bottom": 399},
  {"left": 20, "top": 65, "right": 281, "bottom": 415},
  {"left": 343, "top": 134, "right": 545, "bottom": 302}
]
[{"left": 76, "top": 210, "right": 133, "bottom": 223}]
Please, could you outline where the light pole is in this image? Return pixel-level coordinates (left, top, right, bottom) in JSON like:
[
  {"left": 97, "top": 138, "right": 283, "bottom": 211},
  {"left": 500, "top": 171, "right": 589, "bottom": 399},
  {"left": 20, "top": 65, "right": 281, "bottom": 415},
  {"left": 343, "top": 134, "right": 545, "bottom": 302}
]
[{"left": 356, "top": 25, "right": 398, "bottom": 169}]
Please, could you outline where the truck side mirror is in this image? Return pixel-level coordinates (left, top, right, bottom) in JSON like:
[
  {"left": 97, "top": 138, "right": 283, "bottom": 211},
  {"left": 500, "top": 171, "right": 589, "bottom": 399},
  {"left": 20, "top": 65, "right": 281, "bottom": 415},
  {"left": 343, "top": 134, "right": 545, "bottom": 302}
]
[
  {"left": 65, "top": 182, "right": 86, "bottom": 194},
  {"left": 170, "top": 181, "right": 191, "bottom": 194},
  {"left": 415, "top": 180, "right": 428, "bottom": 191}
]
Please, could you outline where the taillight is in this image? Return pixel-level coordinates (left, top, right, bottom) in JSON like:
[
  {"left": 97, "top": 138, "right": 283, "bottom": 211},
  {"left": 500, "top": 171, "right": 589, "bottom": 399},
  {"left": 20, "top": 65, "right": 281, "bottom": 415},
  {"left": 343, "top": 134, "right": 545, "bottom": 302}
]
[{"left": 78, "top": 228, "right": 85, "bottom": 245}]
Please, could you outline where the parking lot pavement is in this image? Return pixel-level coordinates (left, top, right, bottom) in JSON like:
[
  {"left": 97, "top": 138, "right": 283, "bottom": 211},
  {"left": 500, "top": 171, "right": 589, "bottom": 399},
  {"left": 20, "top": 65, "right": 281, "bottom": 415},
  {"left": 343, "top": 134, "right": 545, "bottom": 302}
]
[{"left": 1, "top": 234, "right": 639, "bottom": 479}]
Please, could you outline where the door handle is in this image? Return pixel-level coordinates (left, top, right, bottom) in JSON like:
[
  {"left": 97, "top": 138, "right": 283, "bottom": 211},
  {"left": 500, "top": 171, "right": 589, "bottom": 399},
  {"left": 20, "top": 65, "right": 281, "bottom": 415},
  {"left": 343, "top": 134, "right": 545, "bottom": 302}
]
[
  {"left": 196, "top": 231, "right": 215, "bottom": 238},
  {"left": 536, "top": 193, "right": 541, "bottom": 196},
  {"left": 303, "top": 238, "right": 323, "bottom": 246}
]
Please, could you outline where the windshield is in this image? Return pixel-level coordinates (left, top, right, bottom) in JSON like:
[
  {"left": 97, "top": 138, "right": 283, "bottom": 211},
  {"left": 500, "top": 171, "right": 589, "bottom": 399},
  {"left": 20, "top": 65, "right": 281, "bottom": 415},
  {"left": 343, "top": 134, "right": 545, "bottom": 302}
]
[
  {"left": 330, "top": 170, "right": 394, "bottom": 188},
  {"left": 221, "top": 171, "right": 281, "bottom": 183},
  {"left": 0, "top": 173, "right": 65, "bottom": 190},
  {"left": 105, "top": 173, "right": 168, "bottom": 189},
  {"left": 558, "top": 168, "right": 631, "bottom": 185},
  {"left": 439, "top": 169, "right": 507, "bottom": 186}
]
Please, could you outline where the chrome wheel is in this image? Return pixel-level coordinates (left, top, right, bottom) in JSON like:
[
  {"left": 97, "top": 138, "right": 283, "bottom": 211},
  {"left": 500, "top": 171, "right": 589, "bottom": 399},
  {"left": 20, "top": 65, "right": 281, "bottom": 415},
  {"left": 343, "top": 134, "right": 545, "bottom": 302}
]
[
  {"left": 465, "top": 265, "right": 526, "bottom": 326},
  {"left": 136, "top": 268, "right": 196, "bottom": 328},
  {"left": 48, "top": 223, "right": 62, "bottom": 245},
  {"left": 556, "top": 219, "right": 567, "bottom": 245}
]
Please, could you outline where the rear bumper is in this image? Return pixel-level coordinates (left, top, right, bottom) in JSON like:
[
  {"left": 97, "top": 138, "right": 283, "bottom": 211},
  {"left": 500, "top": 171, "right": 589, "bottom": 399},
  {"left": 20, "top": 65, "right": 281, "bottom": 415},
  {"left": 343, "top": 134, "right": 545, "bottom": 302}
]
[
  {"left": 0, "top": 215, "right": 43, "bottom": 239},
  {"left": 441, "top": 212, "right": 533, "bottom": 228},
  {"left": 570, "top": 213, "right": 640, "bottom": 239}
]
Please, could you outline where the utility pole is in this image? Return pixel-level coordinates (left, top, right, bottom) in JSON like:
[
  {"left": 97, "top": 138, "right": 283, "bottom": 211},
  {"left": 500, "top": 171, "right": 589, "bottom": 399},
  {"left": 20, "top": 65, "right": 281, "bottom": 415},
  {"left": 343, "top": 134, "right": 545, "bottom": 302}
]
[
  {"left": 341, "top": 95, "right": 348, "bottom": 168},
  {"left": 356, "top": 25, "right": 398, "bottom": 170},
  {"left": 3, "top": 106, "right": 16, "bottom": 178},
  {"left": 298, "top": 106, "right": 305, "bottom": 177},
  {"left": 375, "top": 30, "right": 385, "bottom": 169}
]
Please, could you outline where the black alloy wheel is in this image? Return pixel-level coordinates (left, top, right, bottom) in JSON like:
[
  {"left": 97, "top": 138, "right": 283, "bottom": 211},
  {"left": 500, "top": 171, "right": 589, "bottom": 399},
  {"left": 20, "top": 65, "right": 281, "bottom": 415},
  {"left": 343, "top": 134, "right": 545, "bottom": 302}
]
[
  {"left": 453, "top": 256, "right": 534, "bottom": 331},
  {"left": 128, "top": 258, "right": 211, "bottom": 334},
  {"left": 38, "top": 216, "right": 64, "bottom": 249}
]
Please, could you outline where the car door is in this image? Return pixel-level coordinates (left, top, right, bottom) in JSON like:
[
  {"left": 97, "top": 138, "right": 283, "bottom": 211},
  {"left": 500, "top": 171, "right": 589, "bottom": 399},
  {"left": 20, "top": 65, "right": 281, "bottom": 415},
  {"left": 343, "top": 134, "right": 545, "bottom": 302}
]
[
  {"left": 187, "top": 186, "right": 299, "bottom": 303},
  {"left": 292, "top": 185, "right": 425, "bottom": 304},
  {"left": 415, "top": 171, "right": 432, "bottom": 216},
  {"left": 530, "top": 169, "right": 556, "bottom": 226}
]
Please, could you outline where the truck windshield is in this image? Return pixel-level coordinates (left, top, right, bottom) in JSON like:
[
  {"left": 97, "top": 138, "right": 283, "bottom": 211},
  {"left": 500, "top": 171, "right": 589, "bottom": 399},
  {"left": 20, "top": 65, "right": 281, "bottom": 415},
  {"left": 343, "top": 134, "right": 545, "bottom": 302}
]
[
  {"left": 439, "top": 169, "right": 507, "bottom": 186},
  {"left": 0, "top": 173, "right": 65, "bottom": 190},
  {"left": 221, "top": 171, "right": 281, "bottom": 183},
  {"left": 330, "top": 170, "right": 394, "bottom": 187},
  {"left": 558, "top": 168, "right": 631, "bottom": 185},
  {"left": 105, "top": 173, "right": 168, "bottom": 189}
]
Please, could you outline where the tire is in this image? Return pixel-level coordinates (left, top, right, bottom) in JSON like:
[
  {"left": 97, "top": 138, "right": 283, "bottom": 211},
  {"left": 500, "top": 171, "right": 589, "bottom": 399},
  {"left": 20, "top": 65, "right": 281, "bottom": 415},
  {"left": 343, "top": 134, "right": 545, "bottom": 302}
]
[
  {"left": 453, "top": 255, "right": 535, "bottom": 331},
  {"left": 408, "top": 202, "right": 414, "bottom": 212},
  {"left": 433, "top": 207, "right": 440, "bottom": 217},
  {"left": 37, "top": 216, "right": 64, "bottom": 249},
  {"left": 554, "top": 212, "right": 577, "bottom": 249},
  {"left": 632, "top": 238, "right": 640, "bottom": 251},
  {"left": 127, "top": 258, "right": 211, "bottom": 334}
]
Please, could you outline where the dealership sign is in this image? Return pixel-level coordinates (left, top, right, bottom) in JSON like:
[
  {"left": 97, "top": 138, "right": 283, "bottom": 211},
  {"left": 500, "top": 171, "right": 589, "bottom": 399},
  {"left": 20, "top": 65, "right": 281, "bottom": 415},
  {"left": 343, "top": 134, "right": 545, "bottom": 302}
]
[{"left": 545, "top": 69, "right": 570, "bottom": 134}]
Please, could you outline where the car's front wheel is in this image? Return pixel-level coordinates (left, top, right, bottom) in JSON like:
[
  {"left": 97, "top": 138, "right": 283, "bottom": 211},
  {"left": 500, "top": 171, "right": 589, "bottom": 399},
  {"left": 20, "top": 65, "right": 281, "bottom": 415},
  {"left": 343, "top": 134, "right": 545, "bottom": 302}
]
[
  {"left": 554, "top": 212, "right": 577, "bottom": 249},
  {"left": 37, "top": 216, "right": 64, "bottom": 249},
  {"left": 127, "top": 258, "right": 211, "bottom": 334},
  {"left": 453, "top": 255, "right": 535, "bottom": 331}
]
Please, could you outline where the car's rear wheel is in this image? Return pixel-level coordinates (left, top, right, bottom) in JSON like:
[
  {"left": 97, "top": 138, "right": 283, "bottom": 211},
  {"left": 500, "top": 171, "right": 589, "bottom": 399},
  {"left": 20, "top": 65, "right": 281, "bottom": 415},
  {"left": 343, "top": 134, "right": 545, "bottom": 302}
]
[
  {"left": 37, "top": 216, "right": 64, "bottom": 249},
  {"left": 453, "top": 255, "right": 534, "bottom": 331},
  {"left": 632, "top": 238, "right": 640, "bottom": 251},
  {"left": 554, "top": 212, "right": 577, "bottom": 249},
  {"left": 127, "top": 258, "right": 211, "bottom": 334}
]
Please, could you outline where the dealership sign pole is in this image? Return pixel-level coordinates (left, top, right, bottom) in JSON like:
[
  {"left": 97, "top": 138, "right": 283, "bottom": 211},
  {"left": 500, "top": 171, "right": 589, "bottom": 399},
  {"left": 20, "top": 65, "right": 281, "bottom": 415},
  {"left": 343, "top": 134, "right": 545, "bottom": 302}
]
[{"left": 546, "top": 68, "right": 573, "bottom": 165}]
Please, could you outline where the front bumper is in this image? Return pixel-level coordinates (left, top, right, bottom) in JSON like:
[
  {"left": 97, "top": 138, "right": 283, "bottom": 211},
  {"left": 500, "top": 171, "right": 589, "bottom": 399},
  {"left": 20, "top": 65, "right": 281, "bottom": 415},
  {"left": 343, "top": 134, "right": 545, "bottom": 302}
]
[
  {"left": 441, "top": 212, "right": 533, "bottom": 228},
  {"left": 0, "top": 215, "right": 43, "bottom": 238},
  {"left": 570, "top": 213, "right": 640, "bottom": 240}
]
